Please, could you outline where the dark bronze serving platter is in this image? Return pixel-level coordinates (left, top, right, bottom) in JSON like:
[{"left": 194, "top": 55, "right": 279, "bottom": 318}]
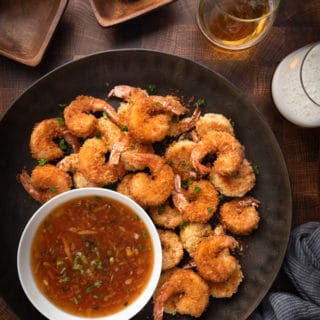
[{"left": 0, "top": 49, "right": 291, "bottom": 319}]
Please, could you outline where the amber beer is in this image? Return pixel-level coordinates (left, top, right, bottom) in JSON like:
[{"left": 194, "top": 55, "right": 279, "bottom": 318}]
[{"left": 197, "top": 0, "right": 280, "bottom": 50}]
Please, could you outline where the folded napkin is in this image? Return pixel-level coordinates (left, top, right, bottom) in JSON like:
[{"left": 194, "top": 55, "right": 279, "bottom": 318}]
[{"left": 248, "top": 222, "right": 320, "bottom": 320}]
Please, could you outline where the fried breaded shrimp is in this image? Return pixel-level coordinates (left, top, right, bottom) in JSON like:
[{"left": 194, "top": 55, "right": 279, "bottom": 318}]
[
  {"left": 30, "top": 118, "right": 80, "bottom": 161},
  {"left": 195, "top": 113, "right": 234, "bottom": 138},
  {"left": 209, "top": 260, "right": 243, "bottom": 298},
  {"left": 117, "top": 153, "right": 174, "bottom": 207},
  {"left": 109, "top": 85, "right": 191, "bottom": 143},
  {"left": 78, "top": 137, "right": 126, "bottom": 186},
  {"left": 18, "top": 164, "right": 72, "bottom": 203},
  {"left": 167, "top": 107, "right": 201, "bottom": 137},
  {"left": 158, "top": 229, "right": 184, "bottom": 270},
  {"left": 219, "top": 197, "right": 260, "bottom": 235},
  {"left": 108, "top": 84, "right": 188, "bottom": 115},
  {"left": 194, "top": 235, "right": 238, "bottom": 283},
  {"left": 64, "top": 95, "right": 114, "bottom": 137},
  {"left": 180, "top": 222, "right": 212, "bottom": 257},
  {"left": 210, "top": 158, "right": 256, "bottom": 197},
  {"left": 172, "top": 175, "right": 219, "bottom": 223},
  {"left": 127, "top": 94, "right": 172, "bottom": 143},
  {"left": 153, "top": 268, "right": 209, "bottom": 320},
  {"left": 56, "top": 154, "right": 98, "bottom": 188},
  {"left": 191, "top": 130, "right": 245, "bottom": 176},
  {"left": 164, "top": 140, "right": 197, "bottom": 181},
  {"left": 150, "top": 202, "right": 183, "bottom": 229}
]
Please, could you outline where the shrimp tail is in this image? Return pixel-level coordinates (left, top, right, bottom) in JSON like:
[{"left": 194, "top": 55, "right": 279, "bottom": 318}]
[
  {"left": 153, "top": 281, "right": 176, "bottom": 320},
  {"left": 124, "top": 152, "right": 165, "bottom": 172},
  {"left": 172, "top": 174, "right": 189, "bottom": 212},
  {"left": 61, "top": 128, "right": 81, "bottom": 153},
  {"left": 102, "top": 102, "right": 121, "bottom": 125},
  {"left": 108, "top": 85, "right": 145, "bottom": 99},
  {"left": 109, "top": 135, "right": 131, "bottom": 165},
  {"left": 18, "top": 168, "right": 42, "bottom": 203}
]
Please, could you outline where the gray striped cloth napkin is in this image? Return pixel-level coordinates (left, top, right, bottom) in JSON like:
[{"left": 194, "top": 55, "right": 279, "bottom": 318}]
[{"left": 248, "top": 221, "right": 320, "bottom": 320}]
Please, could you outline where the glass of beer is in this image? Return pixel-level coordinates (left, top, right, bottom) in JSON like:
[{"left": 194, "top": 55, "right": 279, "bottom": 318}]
[{"left": 197, "top": 0, "right": 281, "bottom": 50}]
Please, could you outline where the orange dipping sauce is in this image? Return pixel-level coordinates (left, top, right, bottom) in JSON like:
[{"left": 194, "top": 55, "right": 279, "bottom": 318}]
[{"left": 31, "top": 196, "right": 154, "bottom": 317}]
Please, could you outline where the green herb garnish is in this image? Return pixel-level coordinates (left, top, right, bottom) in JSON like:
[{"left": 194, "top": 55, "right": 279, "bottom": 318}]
[
  {"left": 38, "top": 158, "right": 48, "bottom": 166},
  {"left": 194, "top": 186, "right": 201, "bottom": 194},
  {"left": 147, "top": 84, "right": 157, "bottom": 94},
  {"left": 193, "top": 98, "right": 206, "bottom": 108}
]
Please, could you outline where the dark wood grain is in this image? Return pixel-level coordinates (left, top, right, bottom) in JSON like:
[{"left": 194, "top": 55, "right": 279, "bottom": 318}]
[{"left": 0, "top": 0, "right": 319, "bottom": 318}]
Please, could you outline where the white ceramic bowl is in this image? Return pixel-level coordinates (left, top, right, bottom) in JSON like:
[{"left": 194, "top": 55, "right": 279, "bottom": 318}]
[{"left": 17, "top": 188, "right": 162, "bottom": 320}]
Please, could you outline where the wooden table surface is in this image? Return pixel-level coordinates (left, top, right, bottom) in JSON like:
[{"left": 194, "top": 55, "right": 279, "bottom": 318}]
[{"left": 0, "top": 0, "right": 319, "bottom": 318}]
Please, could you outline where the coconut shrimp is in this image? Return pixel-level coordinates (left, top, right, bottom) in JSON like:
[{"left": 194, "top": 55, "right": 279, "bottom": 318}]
[
  {"left": 108, "top": 84, "right": 188, "bottom": 115},
  {"left": 172, "top": 175, "right": 219, "bottom": 223},
  {"left": 150, "top": 201, "right": 183, "bottom": 230},
  {"left": 126, "top": 93, "right": 172, "bottom": 143},
  {"left": 56, "top": 153, "right": 98, "bottom": 188},
  {"left": 18, "top": 164, "right": 72, "bottom": 203},
  {"left": 158, "top": 229, "right": 184, "bottom": 270},
  {"left": 195, "top": 113, "right": 234, "bottom": 138},
  {"left": 191, "top": 130, "right": 244, "bottom": 175},
  {"left": 108, "top": 85, "right": 193, "bottom": 143},
  {"left": 191, "top": 130, "right": 245, "bottom": 176},
  {"left": 209, "top": 261, "right": 243, "bottom": 298},
  {"left": 164, "top": 140, "right": 197, "bottom": 180},
  {"left": 210, "top": 158, "right": 256, "bottom": 197},
  {"left": 30, "top": 118, "right": 80, "bottom": 161},
  {"left": 78, "top": 137, "right": 126, "bottom": 186},
  {"left": 219, "top": 197, "right": 260, "bottom": 235},
  {"left": 116, "top": 153, "right": 174, "bottom": 207},
  {"left": 64, "top": 95, "right": 115, "bottom": 137},
  {"left": 194, "top": 234, "right": 239, "bottom": 283},
  {"left": 153, "top": 269, "right": 209, "bottom": 320},
  {"left": 180, "top": 222, "right": 213, "bottom": 258}
]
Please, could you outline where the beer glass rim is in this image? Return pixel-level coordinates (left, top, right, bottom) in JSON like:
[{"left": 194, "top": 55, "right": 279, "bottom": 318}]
[
  {"left": 213, "top": 0, "right": 281, "bottom": 22},
  {"left": 299, "top": 42, "right": 320, "bottom": 107}
]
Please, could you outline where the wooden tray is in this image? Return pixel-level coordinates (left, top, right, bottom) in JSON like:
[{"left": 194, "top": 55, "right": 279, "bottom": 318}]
[
  {"left": 0, "top": 0, "right": 68, "bottom": 67},
  {"left": 90, "top": 0, "right": 176, "bottom": 27}
]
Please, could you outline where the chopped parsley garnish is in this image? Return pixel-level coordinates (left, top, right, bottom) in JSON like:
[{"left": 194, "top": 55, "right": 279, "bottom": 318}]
[
  {"left": 219, "top": 193, "right": 225, "bottom": 201},
  {"left": 57, "top": 117, "right": 65, "bottom": 126},
  {"left": 182, "top": 178, "right": 193, "bottom": 189},
  {"left": 38, "top": 158, "right": 48, "bottom": 166},
  {"left": 147, "top": 84, "right": 157, "bottom": 94},
  {"left": 58, "top": 103, "right": 68, "bottom": 109},
  {"left": 179, "top": 221, "right": 189, "bottom": 230},
  {"left": 193, "top": 186, "right": 201, "bottom": 194},
  {"left": 141, "top": 231, "right": 147, "bottom": 238},
  {"left": 58, "top": 138, "right": 68, "bottom": 151},
  {"left": 253, "top": 164, "right": 260, "bottom": 175},
  {"left": 193, "top": 98, "right": 206, "bottom": 108},
  {"left": 121, "top": 125, "right": 128, "bottom": 132}
]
